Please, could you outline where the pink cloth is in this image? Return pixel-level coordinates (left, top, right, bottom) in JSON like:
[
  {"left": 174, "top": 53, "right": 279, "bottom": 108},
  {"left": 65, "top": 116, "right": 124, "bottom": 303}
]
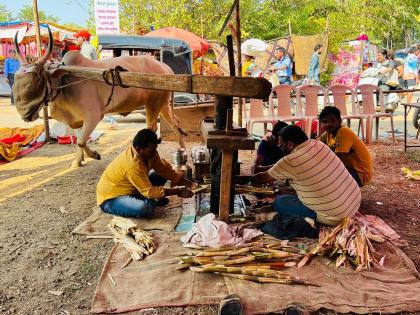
[
  {"left": 354, "top": 213, "right": 407, "bottom": 247},
  {"left": 181, "top": 213, "right": 263, "bottom": 248}
]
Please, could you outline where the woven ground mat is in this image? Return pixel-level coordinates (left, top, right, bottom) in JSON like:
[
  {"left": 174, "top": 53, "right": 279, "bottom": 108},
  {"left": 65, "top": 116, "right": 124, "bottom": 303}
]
[
  {"left": 91, "top": 231, "right": 229, "bottom": 313},
  {"left": 72, "top": 197, "right": 183, "bottom": 235},
  {"left": 224, "top": 241, "right": 420, "bottom": 314}
]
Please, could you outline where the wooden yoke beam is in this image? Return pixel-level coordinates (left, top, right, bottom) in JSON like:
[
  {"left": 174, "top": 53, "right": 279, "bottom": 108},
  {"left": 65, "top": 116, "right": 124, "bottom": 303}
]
[{"left": 54, "top": 65, "right": 272, "bottom": 99}]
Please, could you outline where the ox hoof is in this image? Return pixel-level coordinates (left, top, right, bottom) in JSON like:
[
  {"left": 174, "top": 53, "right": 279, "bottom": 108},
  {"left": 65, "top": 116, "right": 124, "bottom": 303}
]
[
  {"left": 70, "top": 160, "right": 84, "bottom": 168},
  {"left": 94, "top": 152, "right": 101, "bottom": 160}
]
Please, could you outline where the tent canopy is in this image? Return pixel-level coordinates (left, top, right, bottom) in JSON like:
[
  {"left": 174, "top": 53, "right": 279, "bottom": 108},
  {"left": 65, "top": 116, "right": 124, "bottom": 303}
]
[{"left": 144, "top": 27, "right": 209, "bottom": 59}]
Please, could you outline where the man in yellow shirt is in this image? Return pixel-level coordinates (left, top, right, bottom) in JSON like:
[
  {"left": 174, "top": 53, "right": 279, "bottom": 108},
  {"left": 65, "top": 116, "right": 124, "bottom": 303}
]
[
  {"left": 96, "top": 129, "right": 194, "bottom": 218},
  {"left": 318, "top": 106, "right": 372, "bottom": 187}
]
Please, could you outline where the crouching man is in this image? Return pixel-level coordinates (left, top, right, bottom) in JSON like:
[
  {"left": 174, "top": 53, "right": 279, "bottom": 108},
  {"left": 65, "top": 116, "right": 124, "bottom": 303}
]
[
  {"left": 235, "top": 125, "right": 361, "bottom": 226},
  {"left": 96, "top": 129, "right": 194, "bottom": 218},
  {"left": 318, "top": 106, "right": 372, "bottom": 187}
]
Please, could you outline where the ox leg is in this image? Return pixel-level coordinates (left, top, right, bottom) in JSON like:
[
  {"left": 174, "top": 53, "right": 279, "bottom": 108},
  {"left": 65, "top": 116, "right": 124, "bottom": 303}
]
[
  {"left": 71, "top": 115, "right": 102, "bottom": 167},
  {"left": 145, "top": 105, "right": 160, "bottom": 132},
  {"left": 158, "top": 104, "right": 187, "bottom": 148}
]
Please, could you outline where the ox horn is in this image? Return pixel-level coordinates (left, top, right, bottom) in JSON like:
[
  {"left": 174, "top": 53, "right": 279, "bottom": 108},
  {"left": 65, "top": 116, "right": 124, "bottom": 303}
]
[
  {"left": 13, "top": 31, "right": 26, "bottom": 65},
  {"left": 36, "top": 25, "right": 53, "bottom": 65}
]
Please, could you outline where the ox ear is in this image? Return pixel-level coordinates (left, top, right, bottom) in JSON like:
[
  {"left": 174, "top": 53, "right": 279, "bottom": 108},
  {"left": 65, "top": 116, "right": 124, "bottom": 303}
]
[{"left": 48, "top": 68, "right": 68, "bottom": 79}]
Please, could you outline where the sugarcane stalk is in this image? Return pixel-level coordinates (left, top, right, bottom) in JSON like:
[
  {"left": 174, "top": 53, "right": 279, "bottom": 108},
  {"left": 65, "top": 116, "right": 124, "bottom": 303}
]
[
  {"left": 219, "top": 273, "right": 319, "bottom": 286},
  {"left": 197, "top": 247, "right": 250, "bottom": 257}
]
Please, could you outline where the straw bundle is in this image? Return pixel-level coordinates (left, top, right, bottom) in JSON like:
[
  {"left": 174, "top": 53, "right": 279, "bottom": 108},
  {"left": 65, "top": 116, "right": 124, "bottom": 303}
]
[
  {"left": 108, "top": 217, "right": 155, "bottom": 261},
  {"left": 298, "top": 217, "right": 384, "bottom": 271}
]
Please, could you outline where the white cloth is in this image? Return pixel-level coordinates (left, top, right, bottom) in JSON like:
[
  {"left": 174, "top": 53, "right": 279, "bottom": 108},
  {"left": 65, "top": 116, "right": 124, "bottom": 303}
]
[
  {"left": 80, "top": 42, "right": 98, "bottom": 60},
  {"left": 180, "top": 213, "right": 263, "bottom": 248}
]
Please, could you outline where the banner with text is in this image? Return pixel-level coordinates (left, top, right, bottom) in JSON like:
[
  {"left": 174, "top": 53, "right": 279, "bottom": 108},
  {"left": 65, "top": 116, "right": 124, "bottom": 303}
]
[{"left": 94, "top": 0, "right": 120, "bottom": 35}]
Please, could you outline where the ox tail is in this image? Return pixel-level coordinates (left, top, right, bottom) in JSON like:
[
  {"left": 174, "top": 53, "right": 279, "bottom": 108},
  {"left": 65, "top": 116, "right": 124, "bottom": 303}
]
[{"left": 170, "top": 91, "right": 188, "bottom": 137}]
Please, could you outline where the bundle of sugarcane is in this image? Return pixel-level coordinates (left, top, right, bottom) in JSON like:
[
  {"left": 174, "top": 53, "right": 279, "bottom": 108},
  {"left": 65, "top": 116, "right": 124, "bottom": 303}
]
[
  {"left": 108, "top": 217, "right": 155, "bottom": 261},
  {"left": 298, "top": 217, "right": 384, "bottom": 271},
  {"left": 173, "top": 240, "right": 318, "bottom": 285},
  {"left": 235, "top": 185, "right": 276, "bottom": 195}
]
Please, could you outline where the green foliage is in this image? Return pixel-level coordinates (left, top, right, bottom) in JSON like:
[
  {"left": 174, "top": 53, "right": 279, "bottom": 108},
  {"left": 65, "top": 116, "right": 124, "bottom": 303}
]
[
  {"left": 85, "top": 0, "right": 418, "bottom": 51},
  {"left": 17, "top": 4, "right": 59, "bottom": 23},
  {"left": 0, "top": 4, "right": 13, "bottom": 22}
]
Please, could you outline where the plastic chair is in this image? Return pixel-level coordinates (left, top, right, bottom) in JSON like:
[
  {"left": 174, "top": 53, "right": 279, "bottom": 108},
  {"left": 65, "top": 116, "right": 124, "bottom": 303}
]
[
  {"left": 245, "top": 99, "right": 273, "bottom": 135},
  {"left": 269, "top": 85, "right": 305, "bottom": 127},
  {"left": 327, "top": 84, "right": 364, "bottom": 141},
  {"left": 297, "top": 85, "right": 327, "bottom": 137},
  {"left": 356, "top": 84, "right": 395, "bottom": 144}
]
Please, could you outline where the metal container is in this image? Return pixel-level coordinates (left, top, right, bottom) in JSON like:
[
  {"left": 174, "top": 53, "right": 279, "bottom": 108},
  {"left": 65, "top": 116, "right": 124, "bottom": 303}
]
[
  {"left": 191, "top": 146, "right": 210, "bottom": 164},
  {"left": 171, "top": 148, "right": 188, "bottom": 166}
]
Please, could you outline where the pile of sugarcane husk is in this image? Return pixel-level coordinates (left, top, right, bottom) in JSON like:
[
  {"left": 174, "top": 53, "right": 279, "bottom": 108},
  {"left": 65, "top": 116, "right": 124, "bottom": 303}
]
[
  {"left": 175, "top": 240, "right": 319, "bottom": 286},
  {"left": 235, "top": 185, "right": 277, "bottom": 195},
  {"left": 298, "top": 217, "right": 384, "bottom": 271},
  {"left": 108, "top": 217, "right": 155, "bottom": 261}
]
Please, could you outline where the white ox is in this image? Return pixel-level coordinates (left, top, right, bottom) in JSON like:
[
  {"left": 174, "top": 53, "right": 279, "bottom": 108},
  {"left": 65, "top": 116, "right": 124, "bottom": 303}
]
[{"left": 13, "top": 28, "right": 186, "bottom": 167}]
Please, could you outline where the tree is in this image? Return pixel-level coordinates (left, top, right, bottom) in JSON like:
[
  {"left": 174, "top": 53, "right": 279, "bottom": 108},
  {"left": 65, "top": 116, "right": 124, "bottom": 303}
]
[
  {"left": 17, "top": 4, "right": 59, "bottom": 23},
  {"left": 0, "top": 4, "right": 13, "bottom": 22},
  {"left": 88, "top": 0, "right": 418, "bottom": 50}
]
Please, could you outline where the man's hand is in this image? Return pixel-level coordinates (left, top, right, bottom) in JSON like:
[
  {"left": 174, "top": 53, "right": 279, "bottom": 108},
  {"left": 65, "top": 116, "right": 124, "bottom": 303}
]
[{"left": 177, "top": 186, "right": 194, "bottom": 198}]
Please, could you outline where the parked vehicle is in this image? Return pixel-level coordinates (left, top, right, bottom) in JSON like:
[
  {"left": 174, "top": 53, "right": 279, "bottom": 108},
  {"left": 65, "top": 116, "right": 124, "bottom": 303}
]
[{"left": 98, "top": 35, "right": 198, "bottom": 104}]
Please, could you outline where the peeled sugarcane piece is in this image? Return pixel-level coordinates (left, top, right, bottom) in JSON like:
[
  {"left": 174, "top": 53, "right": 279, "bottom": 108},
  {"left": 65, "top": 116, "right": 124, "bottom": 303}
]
[
  {"left": 108, "top": 217, "right": 155, "bottom": 261},
  {"left": 235, "top": 185, "right": 276, "bottom": 195},
  {"left": 298, "top": 222, "right": 344, "bottom": 268}
]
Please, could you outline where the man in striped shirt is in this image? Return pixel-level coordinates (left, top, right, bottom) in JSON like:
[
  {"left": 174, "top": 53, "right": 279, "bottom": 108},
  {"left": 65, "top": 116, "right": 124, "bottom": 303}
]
[{"left": 236, "top": 125, "right": 361, "bottom": 226}]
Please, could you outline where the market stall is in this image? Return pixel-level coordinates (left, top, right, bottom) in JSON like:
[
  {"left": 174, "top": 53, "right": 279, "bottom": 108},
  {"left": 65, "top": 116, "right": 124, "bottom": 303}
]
[{"left": 329, "top": 35, "right": 378, "bottom": 88}]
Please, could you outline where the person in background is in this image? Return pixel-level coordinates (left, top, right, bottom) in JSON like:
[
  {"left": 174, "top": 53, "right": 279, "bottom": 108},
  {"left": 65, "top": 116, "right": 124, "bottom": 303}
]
[
  {"left": 402, "top": 47, "right": 419, "bottom": 104},
  {"left": 388, "top": 50, "right": 404, "bottom": 90},
  {"left": 308, "top": 44, "right": 322, "bottom": 84},
  {"left": 252, "top": 121, "right": 288, "bottom": 174},
  {"left": 318, "top": 106, "right": 372, "bottom": 187},
  {"left": 96, "top": 129, "right": 194, "bottom": 218},
  {"left": 74, "top": 30, "right": 97, "bottom": 60},
  {"left": 3, "top": 49, "right": 20, "bottom": 105},
  {"left": 375, "top": 49, "right": 392, "bottom": 92},
  {"left": 242, "top": 54, "right": 260, "bottom": 77},
  {"left": 272, "top": 47, "right": 292, "bottom": 85}
]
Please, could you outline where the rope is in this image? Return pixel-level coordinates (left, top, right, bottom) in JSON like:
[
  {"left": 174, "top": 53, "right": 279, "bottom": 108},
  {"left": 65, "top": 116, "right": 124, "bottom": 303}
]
[{"left": 43, "top": 65, "right": 128, "bottom": 107}]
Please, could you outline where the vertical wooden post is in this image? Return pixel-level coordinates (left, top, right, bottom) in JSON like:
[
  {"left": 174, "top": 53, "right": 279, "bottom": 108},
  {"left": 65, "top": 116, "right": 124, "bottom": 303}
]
[
  {"left": 235, "top": 1, "right": 243, "bottom": 127},
  {"left": 32, "top": 0, "right": 51, "bottom": 142},
  {"left": 219, "top": 149, "right": 233, "bottom": 222},
  {"left": 288, "top": 19, "right": 292, "bottom": 35}
]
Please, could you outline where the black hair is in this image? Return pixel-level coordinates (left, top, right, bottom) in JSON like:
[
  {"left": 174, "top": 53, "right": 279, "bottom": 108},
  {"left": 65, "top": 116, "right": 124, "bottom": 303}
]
[
  {"left": 319, "top": 106, "right": 342, "bottom": 121},
  {"left": 272, "top": 121, "right": 288, "bottom": 137},
  {"left": 314, "top": 44, "right": 322, "bottom": 52},
  {"left": 133, "top": 129, "right": 161, "bottom": 149},
  {"left": 278, "top": 125, "right": 308, "bottom": 145},
  {"left": 276, "top": 47, "right": 286, "bottom": 53},
  {"left": 378, "top": 49, "right": 388, "bottom": 59}
]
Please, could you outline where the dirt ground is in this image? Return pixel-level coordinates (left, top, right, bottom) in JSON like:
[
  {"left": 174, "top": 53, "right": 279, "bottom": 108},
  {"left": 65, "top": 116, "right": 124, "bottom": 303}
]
[{"left": 0, "top": 101, "right": 419, "bottom": 314}]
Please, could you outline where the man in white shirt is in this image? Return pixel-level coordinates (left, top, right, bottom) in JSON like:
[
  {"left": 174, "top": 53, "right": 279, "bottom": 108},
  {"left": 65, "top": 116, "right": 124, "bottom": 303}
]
[
  {"left": 236, "top": 125, "right": 361, "bottom": 226},
  {"left": 74, "top": 30, "right": 97, "bottom": 60}
]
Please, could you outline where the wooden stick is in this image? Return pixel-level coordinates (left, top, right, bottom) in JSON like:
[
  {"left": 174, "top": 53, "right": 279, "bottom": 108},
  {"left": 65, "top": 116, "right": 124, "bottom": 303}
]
[
  {"left": 108, "top": 274, "right": 116, "bottom": 286},
  {"left": 120, "top": 257, "right": 133, "bottom": 270},
  {"left": 86, "top": 235, "right": 113, "bottom": 239}
]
